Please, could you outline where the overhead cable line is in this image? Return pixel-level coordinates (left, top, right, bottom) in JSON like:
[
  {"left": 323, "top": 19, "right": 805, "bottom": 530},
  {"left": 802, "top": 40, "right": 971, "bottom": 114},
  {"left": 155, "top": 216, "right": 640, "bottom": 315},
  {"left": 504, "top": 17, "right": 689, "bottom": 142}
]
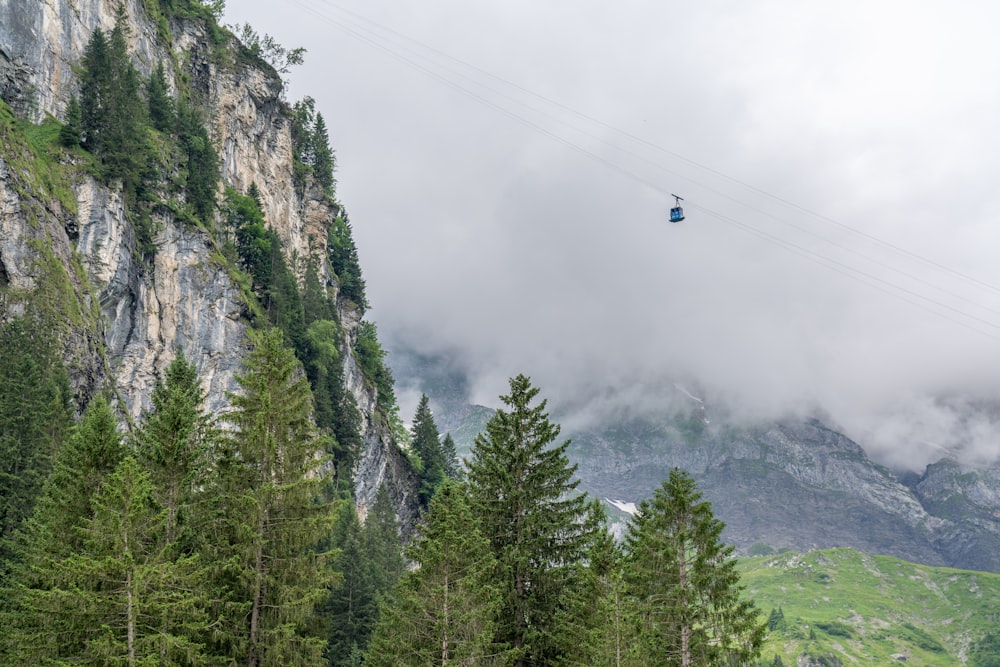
[
  {"left": 279, "top": 0, "right": 1000, "bottom": 338},
  {"left": 293, "top": 0, "right": 1000, "bottom": 300}
]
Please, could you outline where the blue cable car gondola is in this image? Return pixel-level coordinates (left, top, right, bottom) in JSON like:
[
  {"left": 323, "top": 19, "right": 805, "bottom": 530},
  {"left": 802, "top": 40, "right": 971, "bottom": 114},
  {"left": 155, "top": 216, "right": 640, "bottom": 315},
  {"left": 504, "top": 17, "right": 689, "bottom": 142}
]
[{"left": 669, "top": 194, "right": 685, "bottom": 223}]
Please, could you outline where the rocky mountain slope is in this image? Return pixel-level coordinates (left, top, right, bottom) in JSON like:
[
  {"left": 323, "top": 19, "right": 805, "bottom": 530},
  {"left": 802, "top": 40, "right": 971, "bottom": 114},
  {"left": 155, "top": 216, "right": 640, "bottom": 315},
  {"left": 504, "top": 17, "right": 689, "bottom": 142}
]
[
  {"left": 391, "top": 345, "right": 1000, "bottom": 572},
  {"left": 0, "top": 0, "right": 418, "bottom": 530}
]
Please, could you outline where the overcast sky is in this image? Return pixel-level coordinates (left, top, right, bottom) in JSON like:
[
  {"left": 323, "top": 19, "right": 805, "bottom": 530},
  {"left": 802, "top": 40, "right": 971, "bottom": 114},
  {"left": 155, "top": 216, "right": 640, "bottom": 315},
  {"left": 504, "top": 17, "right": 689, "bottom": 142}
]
[{"left": 224, "top": 0, "right": 1000, "bottom": 470}]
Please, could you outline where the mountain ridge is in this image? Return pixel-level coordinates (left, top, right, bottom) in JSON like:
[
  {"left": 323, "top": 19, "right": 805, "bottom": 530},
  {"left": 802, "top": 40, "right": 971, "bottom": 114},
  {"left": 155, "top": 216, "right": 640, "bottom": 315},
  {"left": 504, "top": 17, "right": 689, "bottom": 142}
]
[{"left": 390, "top": 343, "right": 1000, "bottom": 572}]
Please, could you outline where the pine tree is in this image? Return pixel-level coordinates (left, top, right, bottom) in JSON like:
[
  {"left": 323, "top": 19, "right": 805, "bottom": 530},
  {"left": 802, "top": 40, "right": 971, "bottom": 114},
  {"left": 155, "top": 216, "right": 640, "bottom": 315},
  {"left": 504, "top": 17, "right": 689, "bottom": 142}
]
[
  {"left": 441, "top": 433, "right": 461, "bottom": 479},
  {"left": 0, "top": 318, "right": 73, "bottom": 581},
  {"left": 37, "top": 456, "right": 209, "bottom": 664},
  {"left": 211, "top": 328, "right": 336, "bottom": 666},
  {"left": 80, "top": 5, "right": 148, "bottom": 196},
  {"left": 312, "top": 112, "right": 335, "bottom": 194},
  {"left": 325, "top": 503, "right": 378, "bottom": 667},
  {"left": 362, "top": 484, "right": 406, "bottom": 604},
  {"left": 622, "top": 468, "right": 766, "bottom": 667},
  {"left": 1, "top": 395, "right": 126, "bottom": 663},
  {"left": 465, "top": 374, "right": 598, "bottom": 665},
  {"left": 176, "top": 99, "right": 219, "bottom": 222},
  {"left": 365, "top": 480, "right": 504, "bottom": 666},
  {"left": 147, "top": 60, "right": 175, "bottom": 132},
  {"left": 411, "top": 394, "right": 446, "bottom": 505},
  {"left": 135, "top": 350, "right": 212, "bottom": 552},
  {"left": 59, "top": 95, "right": 82, "bottom": 147}
]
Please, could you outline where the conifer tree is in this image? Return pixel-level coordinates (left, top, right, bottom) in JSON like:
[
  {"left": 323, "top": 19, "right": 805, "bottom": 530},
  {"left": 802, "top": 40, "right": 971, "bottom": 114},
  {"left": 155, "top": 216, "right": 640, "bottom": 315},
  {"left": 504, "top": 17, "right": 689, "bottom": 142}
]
[
  {"left": 365, "top": 480, "right": 504, "bottom": 666},
  {"left": 176, "top": 99, "right": 219, "bottom": 222},
  {"left": 211, "top": 328, "right": 336, "bottom": 666},
  {"left": 0, "top": 318, "right": 73, "bottom": 580},
  {"left": 325, "top": 503, "right": 378, "bottom": 667},
  {"left": 35, "top": 456, "right": 209, "bottom": 664},
  {"left": 147, "top": 60, "right": 175, "bottom": 132},
  {"left": 411, "top": 394, "right": 446, "bottom": 505},
  {"left": 465, "top": 374, "right": 598, "bottom": 665},
  {"left": 136, "top": 350, "right": 212, "bottom": 552},
  {"left": 80, "top": 5, "right": 148, "bottom": 195},
  {"left": 328, "top": 213, "right": 367, "bottom": 310},
  {"left": 2, "top": 395, "right": 126, "bottom": 662},
  {"left": 622, "top": 468, "right": 765, "bottom": 667},
  {"left": 551, "top": 499, "right": 635, "bottom": 666},
  {"left": 440, "top": 433, "right": 461, "bottom": 479},
  {"left": 362, "top": 484, "right": 406, "bottom": 603},
  {"left": 59, "top": 95, "right": 82, "bottom": 147},
  {"left": 312, "top": 112, "right": 335, "bottom": 194}
]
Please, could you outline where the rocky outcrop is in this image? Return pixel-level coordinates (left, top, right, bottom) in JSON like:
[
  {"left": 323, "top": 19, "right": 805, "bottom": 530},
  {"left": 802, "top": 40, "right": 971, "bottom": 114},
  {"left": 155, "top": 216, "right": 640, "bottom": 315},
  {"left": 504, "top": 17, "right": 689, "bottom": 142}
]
[
  {"left": 0, "top": 0, "right": 419, "bottom": 532},
  {"left": 570, "top": 414, "right": 1000, "bottom": 571},
  {"left": 913, "top": 459, "right": 1000, "bottom": 572}
]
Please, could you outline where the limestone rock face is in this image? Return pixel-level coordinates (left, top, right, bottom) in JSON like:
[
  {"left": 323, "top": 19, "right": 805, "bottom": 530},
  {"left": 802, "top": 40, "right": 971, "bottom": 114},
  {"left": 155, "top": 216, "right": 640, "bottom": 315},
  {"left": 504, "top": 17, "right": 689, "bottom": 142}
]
[{"left": 0, "top": 0, "right": 419, "bottom": 532}]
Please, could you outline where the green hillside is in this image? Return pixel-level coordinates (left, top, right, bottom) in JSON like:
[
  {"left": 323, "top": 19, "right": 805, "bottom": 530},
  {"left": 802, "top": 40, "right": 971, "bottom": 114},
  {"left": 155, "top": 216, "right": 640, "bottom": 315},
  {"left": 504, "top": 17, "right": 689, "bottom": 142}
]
[{"left": 740, "top": 548, "right": 1000, "bottom": 666}]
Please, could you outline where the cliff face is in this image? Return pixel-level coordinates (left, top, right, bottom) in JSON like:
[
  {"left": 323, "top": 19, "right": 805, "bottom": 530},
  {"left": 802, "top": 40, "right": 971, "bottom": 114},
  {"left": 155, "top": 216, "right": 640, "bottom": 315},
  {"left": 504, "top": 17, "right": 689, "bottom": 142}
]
[{"left": 0, "top": 0, "right": 419, "bottom": 532}]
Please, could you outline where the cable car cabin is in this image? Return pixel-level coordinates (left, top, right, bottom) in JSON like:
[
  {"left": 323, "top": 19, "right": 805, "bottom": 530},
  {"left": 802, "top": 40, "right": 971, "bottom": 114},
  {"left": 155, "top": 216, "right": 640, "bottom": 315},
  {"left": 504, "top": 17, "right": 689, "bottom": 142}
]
[{"left": 669, "top": 194, "right": 685, "bottom": 223}]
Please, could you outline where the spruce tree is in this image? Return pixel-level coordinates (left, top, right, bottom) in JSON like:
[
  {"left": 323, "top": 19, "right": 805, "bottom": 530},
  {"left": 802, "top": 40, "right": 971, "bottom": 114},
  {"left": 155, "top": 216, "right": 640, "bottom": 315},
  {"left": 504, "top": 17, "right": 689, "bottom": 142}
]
[
  {"left": 80, "top": 5, "right": 148, "bottom": 196},
  {"left": 176, "top": 99, "right": 219, "bottom": 222},
  {"left": 59, "top": 95, "right": 82, "bottom": 147},
  {"left": 0, "top": 318, "right": 73, "bottom": 580},
  {"left": 79, "top": 26, "right": 111, "bottom": 153},
  {"left": 551, "top": 499, "right": 634, "bottom": 666},
  {"left": 212, "top": 328, "right": 336, "bottom": 666},
  {"left": 441, "top": 433, "right": 461, "bottom": 479},
  {"left": 135, "top": 350, "right": 212, "bottom": 552},
  {"left": 411, "top": 394, "right": 446, "bottom": 505},
  {"left": 312, "top": 112, "right": 335, "bottom": 194},
  {"left": 147, "top": 60, "right": 175, "bottom": 132},
  {"left": 325, "top": 503, "right": 378, "bottom": 667},
  {"left": 465, "top": 374, "right": 597, "bottom": 665},
  {"left": 365, "top": 480, "right": 504, "bottom": 666},
  {"left": 622, "top": 468, "right": 766, "bottom": 667},
  {"left": 362, "top": 484, "right": 406, "bottom": 604},
  {"left": 35, "top": 456, "right": 209, "bottom": 664},
  {"left": 2, "top": 395, "right": 126, "bottom": 662}
]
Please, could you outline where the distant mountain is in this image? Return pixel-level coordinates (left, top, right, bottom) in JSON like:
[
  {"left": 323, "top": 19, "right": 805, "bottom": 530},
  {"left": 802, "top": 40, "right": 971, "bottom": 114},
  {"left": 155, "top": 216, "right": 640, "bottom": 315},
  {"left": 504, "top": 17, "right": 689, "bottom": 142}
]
[{"left": 388, "top": 345, "right": 1000, "bottom": 573}]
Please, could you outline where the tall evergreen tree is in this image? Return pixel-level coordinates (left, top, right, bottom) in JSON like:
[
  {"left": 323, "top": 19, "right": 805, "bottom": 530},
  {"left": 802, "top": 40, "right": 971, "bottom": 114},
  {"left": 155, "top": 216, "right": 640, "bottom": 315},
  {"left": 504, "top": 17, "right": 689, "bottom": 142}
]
[
  {"left": 440, "top": 433, "right": 461, "bottom": 480},
  {"left": 2, "top": 395, "right": 126, "bottom": 663},
  {"left": 411, "top": 394, "right": 446, "bottom": 505},
  {"left": 325, "top": 503, "right": 377, "bottom": 667},
  {"left": 328, "top": 213, "right": 366, "bottom": 311},
  {"left": 147, "top": 60, "right": 175, "bottom": 133},
  {"left": 365, "top": 480, "right": 504, "bottom": 666},
  {"left": 551, "top": 499, "right": 631, "bottom": 667},
  {"left": 32, "top": 456, "right": 209, "bottom": 665},
  {"left": 176, "top": 99, "right": 219, "bottom": 222},
  {"left": 59, "top": 95, "right": 82, "bottom": 148},
  {"left": 466, "top": 374, "right": 598, "bottom": 666},
  {"left": 362, "top": 484, "right": 406, "bottom": 604},
  {"left": 0, "top": 318, "right": 73, "bottom": 581},
  {"left": 312, "top": 112, "right": 335, "bottom": 194},
  {"left": 136, "top": 350, "right": 212, "bottom": 552},
  {"left": 211, "top": 328, "right": 336, "bottom": 666},
  {"left": 80, "top": 5, "right": 148, "bottom": 196},
  {"left": 622, "top": 468, "right": 765, "bottom": 667}
]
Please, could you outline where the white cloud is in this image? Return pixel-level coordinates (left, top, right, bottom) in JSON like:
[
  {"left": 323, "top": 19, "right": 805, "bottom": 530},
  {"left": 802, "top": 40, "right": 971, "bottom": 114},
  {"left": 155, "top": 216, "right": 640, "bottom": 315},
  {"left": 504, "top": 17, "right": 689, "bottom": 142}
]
[{"left": 227, "top": 0, "right": 1000, "bottom": 470}]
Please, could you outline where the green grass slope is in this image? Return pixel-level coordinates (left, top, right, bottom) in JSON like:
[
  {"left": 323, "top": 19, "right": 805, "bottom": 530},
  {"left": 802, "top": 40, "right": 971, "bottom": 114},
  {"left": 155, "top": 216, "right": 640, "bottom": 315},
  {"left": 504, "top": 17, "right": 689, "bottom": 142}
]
[{"left": 740, "top": 548, "right": 1000, "bottom": 666}]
